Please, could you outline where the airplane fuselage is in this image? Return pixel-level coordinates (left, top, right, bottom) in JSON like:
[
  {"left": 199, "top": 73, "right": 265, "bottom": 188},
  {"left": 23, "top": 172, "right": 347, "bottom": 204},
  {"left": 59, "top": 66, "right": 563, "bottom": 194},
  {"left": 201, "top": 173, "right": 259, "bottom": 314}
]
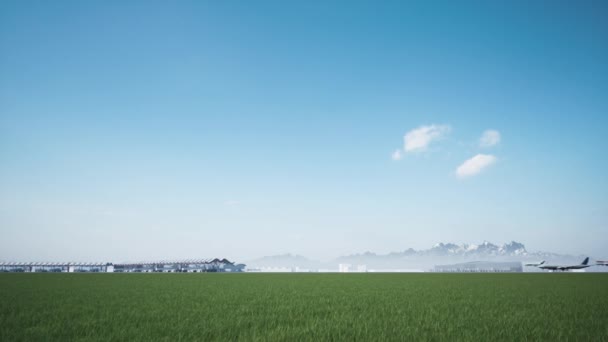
[
  {"left": 539, "top": 265, "right": 590, "bottom": 271},
  {"left": 537, "top": 258, "right": 590, "bottom": 271}
]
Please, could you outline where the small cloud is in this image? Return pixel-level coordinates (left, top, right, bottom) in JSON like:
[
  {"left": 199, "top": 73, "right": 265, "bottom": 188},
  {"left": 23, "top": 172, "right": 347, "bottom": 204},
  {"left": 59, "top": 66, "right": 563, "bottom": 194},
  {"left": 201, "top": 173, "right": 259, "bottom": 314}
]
[
  {"left": 223, "top": 200, "right": 240, "bottom": 206},
  {"left": 456, "top": 154, "right": 497, "bottom": 178},
  {"left": 391, "top": 149, "right": 403, "bottom": 161},
  {"left": 479, "top": 129, "right": 500, "bottom": 147},
  {"left": 404, "top": 124, "right": 451, "bottom": 152}
]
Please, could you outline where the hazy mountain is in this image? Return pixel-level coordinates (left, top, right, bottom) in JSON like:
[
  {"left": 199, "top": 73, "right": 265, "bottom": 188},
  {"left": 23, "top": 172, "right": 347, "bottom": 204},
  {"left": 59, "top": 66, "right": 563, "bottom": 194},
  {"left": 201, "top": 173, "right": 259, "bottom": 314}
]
[
  {"left": 422, "top": 241, "right": 528, "bottom": 257},
  {"left": 248, "top": 241, "right": 597, "bottom": 271},
  {"left": 338, "top": 241, "right": 532, "bottom": 260},
  {"left": 246, "top": 254, "right": 321, "bottom": 269},
  {"left": 334, "top": 241, "right": 592, "bottom": 270}
]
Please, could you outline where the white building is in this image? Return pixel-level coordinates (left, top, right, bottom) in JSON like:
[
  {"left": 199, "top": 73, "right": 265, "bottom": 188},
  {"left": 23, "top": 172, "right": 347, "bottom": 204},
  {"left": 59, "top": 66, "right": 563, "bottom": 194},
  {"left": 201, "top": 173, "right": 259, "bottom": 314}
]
[{"left": 339, "top": 264, "right": 351, "bottom": 272}]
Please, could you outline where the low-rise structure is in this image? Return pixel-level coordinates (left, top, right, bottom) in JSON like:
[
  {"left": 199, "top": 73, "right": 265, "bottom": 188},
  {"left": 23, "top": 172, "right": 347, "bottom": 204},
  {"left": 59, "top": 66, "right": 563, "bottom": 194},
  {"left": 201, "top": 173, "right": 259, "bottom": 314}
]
[
  {"left": 0, "top": 262, "right": 112, "bottom": 273},
  {"left": 0, "top": 259, "right": 245, "bottom": 273},
  {"left": 113, "top": 259, "right": 244, "bottom": 273}
]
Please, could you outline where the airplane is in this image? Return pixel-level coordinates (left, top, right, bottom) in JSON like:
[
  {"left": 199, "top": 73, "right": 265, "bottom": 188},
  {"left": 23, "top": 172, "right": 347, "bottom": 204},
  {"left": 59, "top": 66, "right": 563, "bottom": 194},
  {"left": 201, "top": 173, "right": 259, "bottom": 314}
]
[
  {"left": 537, "top": 257, "right": 590, "bottom": 271},
  {"left": 596, "top": 260, "right": 608, "bottom": 266},
  {"left": 524, "top": 260, "right": 545, "bottom": 267}
]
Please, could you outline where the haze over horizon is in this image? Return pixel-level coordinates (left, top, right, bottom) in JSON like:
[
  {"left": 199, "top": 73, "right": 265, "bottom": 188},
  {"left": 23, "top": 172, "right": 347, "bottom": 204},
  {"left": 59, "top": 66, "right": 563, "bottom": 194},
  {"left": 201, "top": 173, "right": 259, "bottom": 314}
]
[{"left": 1, "top": 1, "right": 607, "bottom": 262}]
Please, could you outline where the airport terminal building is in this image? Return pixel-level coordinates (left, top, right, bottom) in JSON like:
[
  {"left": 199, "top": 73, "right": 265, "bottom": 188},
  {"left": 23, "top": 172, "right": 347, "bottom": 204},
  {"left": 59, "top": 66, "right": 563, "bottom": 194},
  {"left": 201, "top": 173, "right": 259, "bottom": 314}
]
[
  {"left": 0, "top": 262, "right": 113, "bottom": 273},
  {"left": 113, "top": 258, "right": 245, "bottom": 273},
  {"left": 0, "top": 258, "right": 245, "bottom": 273}
]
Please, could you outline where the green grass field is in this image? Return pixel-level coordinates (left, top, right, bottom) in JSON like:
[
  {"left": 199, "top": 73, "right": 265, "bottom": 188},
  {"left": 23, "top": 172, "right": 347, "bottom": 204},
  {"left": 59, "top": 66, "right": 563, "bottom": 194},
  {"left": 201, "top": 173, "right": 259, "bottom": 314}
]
[{"left": 1, "top": 273, "right": 607, "bottom": 341}]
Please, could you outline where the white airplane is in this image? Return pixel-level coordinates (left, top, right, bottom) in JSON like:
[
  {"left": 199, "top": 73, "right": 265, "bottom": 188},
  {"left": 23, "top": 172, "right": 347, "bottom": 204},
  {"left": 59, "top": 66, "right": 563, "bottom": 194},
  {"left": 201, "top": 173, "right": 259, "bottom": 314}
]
[
  {"left": 525, "top": 260, "right": 545, "bottom": 267},
  {"left": 537, "top": 257, "right": 590, "bottom": 271}
]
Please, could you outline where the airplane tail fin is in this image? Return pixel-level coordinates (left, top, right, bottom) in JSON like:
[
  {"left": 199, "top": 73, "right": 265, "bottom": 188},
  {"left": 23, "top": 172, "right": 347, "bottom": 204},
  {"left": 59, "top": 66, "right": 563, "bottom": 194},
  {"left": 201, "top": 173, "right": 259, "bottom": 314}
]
[
  {"left": 581, "top": 257, "right": 589, "bottom": 265},
  {"left": 539, "top": 260, "right": 545, "bottom": 265}
]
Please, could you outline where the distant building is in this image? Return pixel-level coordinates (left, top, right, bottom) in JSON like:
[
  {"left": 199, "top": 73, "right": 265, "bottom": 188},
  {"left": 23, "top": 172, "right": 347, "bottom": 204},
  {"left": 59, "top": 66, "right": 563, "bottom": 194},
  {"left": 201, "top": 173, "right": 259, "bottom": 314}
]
[
  {"left": 113, "top": 258, "right": 244, "bottom": 273},
  {"left": 0, "top": 262, "right": 112, "bottom": 273},
  {"left": 434, "top": 261, "right": 522, "bottom": 273},
  {"left": 337, "top": 264, "right": 367, "bottom": 273},
  {"left": 0, "top": 259, "right": 244, "bottom": 273},
  {"left": 339, "top": 264, "right": 351, "bottom": 272}
]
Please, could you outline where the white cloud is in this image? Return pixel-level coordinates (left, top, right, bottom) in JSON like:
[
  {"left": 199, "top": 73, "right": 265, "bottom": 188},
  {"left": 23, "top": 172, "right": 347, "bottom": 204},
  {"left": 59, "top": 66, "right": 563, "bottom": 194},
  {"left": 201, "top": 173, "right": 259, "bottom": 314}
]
[
  {"left": 479, "top": 129, "right": 501, "bottom": 147},
  {"left": 456, "top": 154, "right": 497, "bottom": 178},
  {"left": 391, "top": 149, "right": 403, "bottom": 161},
  {"left": 404, "top": 124, "right": 450, "bottom": 152}
]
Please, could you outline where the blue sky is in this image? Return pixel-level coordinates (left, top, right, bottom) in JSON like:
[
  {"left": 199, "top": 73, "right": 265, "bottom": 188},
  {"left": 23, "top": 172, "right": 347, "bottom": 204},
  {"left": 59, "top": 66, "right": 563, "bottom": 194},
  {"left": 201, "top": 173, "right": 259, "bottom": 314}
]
[{"left": 1, "top": 1, "right": 607, "bottom": 262}]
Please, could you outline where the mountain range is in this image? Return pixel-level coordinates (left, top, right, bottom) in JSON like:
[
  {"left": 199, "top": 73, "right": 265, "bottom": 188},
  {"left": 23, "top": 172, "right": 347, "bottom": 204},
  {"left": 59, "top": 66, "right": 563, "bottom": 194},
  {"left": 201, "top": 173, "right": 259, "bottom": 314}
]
[{"left": 247, "top": 241, "right": 590, "bottom": 271}]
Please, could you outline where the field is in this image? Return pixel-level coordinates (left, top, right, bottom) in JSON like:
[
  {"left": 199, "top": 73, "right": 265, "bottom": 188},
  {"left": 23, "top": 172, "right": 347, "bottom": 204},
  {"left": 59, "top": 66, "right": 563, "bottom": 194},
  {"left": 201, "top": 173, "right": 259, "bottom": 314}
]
[{"left": 1, "top": 273, "right": 607, "bottom": 341}]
